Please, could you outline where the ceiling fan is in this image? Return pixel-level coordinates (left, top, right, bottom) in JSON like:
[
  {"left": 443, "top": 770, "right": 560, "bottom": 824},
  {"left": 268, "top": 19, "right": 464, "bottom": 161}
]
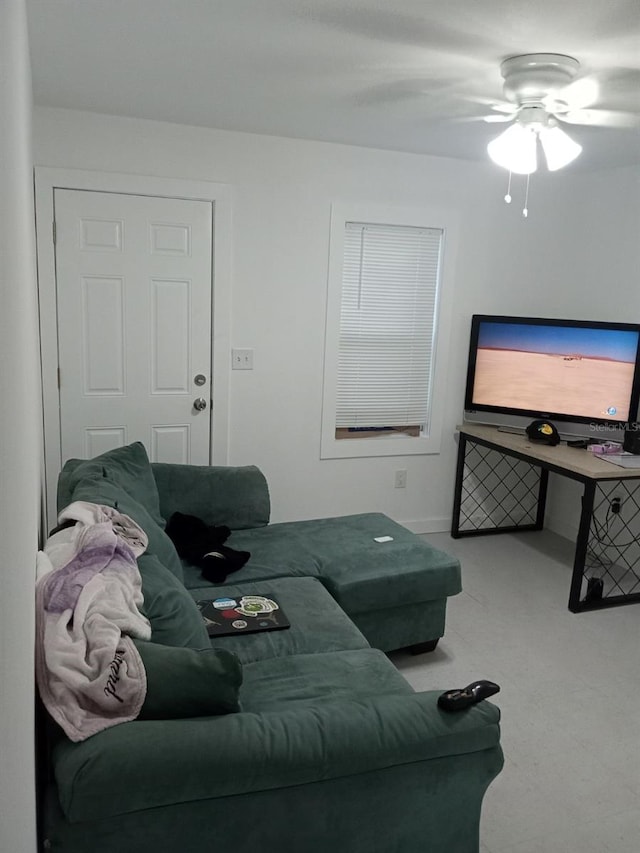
[{"left": 480, "top": 53, "right": 639, "bottom": 174}]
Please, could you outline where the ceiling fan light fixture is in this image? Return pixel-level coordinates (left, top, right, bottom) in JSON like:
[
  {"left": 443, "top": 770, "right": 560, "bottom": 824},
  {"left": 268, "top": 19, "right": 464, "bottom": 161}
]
[
  {"left": 487, "top": 123, "right": 537, "bottom": 174},
  {"left": 539, "top": 125, "right": 583, "bottom": 170}
]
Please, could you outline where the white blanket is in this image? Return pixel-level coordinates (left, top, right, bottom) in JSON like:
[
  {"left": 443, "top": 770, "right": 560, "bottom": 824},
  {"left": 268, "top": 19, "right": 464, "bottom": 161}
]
[{"left": 35, "top": 503, "right": 151, "bottom": 742}]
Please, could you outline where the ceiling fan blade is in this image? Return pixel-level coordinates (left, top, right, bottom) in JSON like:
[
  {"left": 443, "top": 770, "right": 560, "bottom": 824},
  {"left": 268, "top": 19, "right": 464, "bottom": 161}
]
[
  {"left": 585, "top": 68, "right": 640, "bottom": 112},
  {"left": 490, "top": 103, "right": 519, "bottom": 115},
  {"left": 454, "top": 113, "right": 513, "bottom": 124},
  {"left": 555, "top": 76, "right": 600, "bottom": 111},
  {"left": 483, "top": 113, "right": 514, "bottom": 123},
  {"left": 356, "top": 74, "right": 490, "bottom": 110},
  {"left": 458, "top": 95, "right": 516, "bottom": 113},
  {"left": 558, "top": 108, "right": 640, "bottom": 128}
]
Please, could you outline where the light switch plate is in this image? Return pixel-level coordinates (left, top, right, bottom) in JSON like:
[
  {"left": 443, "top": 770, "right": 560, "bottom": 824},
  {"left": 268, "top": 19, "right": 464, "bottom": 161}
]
[{"left": 232, "top": 348, "right": 254, "bottom": 370}]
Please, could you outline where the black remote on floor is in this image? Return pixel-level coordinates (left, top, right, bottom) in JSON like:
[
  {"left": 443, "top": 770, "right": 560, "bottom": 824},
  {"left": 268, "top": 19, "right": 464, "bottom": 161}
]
[{"left": 437, "top": 680, "right": 500, "bottom": 712}]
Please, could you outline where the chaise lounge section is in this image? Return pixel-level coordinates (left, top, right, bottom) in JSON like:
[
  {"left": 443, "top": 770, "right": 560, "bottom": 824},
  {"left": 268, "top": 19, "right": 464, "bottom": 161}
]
[{"left": 59, "top": 450, "right": 463, "bottom": 653}]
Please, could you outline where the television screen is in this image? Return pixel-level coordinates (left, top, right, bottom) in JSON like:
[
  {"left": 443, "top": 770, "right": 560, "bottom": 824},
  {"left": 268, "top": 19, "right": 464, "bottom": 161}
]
[{"left": 464, "top": 315, "right": 640, "bottom": 426}]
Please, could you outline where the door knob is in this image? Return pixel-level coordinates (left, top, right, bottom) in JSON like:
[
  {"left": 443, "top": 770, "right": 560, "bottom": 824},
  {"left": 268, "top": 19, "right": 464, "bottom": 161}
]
[{"left": 193, "top": 397, "right": 207, "bottom": 412}]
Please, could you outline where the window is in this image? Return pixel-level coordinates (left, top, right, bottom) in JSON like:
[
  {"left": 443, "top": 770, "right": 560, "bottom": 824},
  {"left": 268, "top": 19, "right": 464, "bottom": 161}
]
[
  {"left": 336, "top": 221, "right": 442, "bottom": 438},
  {"left": 321, "top": 203, "right": 456, "bottom": 459}
]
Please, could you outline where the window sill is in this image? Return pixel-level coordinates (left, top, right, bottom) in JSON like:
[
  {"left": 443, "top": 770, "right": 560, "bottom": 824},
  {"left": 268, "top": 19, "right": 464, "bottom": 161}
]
[{"left": 320, "top": 431, "right": 441, "bottom": 459}]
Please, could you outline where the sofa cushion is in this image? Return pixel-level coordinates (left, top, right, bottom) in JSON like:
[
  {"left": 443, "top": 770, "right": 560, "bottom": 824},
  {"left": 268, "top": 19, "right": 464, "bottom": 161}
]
[
  {"left": 229, "top": 513, "right": 461, "bottom": 613},
  {"left": 319, "top": 523, "right": 461, "bottom": 613},
  {"left": 51, "top": 687, "right": 502, "bottom": 825},
  {"left": 134, "top": 640, "right": 242, "bottom": 718},
  {"left": 181, "top": 522, "right": 324, "bottom": 590},
  {"left": 239, "top": 648, "right": 413, "bottom": 714},
  {"left": 66, "top": 478, "right": 184, "bottom": 582},
  {"left": 57, "top": 442, "right": 164, "bottom": 527},
  {"left": 189, "top": 577, "right": 369, "bottom": 664},
  {"left": 152, "top": 463, "right": 270, "bottom": 530},
  {"left": 138, "top": 555, "right": 210, "bottom": 649}
]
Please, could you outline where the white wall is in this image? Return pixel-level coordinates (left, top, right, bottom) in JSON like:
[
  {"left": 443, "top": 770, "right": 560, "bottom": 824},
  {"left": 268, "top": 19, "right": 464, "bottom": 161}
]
[
  {"left": 0, "top": 2, "right": 40, "bottom": 851},
  {"left": 33, "top": 106, "right": 633, "bottom": 533},
  {"left": 531, "top": 165, "right": 640, "bottom": 539}
]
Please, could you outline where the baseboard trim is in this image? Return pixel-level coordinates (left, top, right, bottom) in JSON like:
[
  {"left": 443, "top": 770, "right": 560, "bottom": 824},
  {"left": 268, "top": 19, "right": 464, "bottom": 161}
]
[
  {"left": 402, "top": 514, "right": 581, "bottom": 544},
  {"left": 401, "top": 518, "right": 451, "bottom": 535}
]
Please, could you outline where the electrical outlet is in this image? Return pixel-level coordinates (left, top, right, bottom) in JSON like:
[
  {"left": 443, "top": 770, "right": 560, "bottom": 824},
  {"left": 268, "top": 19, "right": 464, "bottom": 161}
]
[
  {"left": 611, "top": 496, "right": 622, "bottom": 514},
  {"left": 394, "top": 469, "right": 407, "bottom": 489}
]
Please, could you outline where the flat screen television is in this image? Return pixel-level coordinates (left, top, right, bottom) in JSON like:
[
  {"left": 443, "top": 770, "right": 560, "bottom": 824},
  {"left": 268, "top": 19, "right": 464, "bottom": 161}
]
[{"left": 464, "top": 315, "right": 640, "bottom": 437}]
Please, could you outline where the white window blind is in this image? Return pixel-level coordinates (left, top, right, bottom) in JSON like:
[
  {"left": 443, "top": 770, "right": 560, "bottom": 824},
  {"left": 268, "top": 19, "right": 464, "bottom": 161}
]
[{"left": 336, "top": 222, "right": 443, "bottom": 430}]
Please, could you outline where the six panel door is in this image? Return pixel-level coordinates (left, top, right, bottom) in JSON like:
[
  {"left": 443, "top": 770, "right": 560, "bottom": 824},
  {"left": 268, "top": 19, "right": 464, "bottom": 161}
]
[{"left": 54, "top": 189, "right": 213, "bottom": 465}]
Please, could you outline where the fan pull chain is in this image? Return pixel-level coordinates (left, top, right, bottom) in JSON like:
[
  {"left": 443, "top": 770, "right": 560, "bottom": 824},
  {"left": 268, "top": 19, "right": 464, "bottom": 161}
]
[
  {"left": 500, "top": 173, "right": 531, "bottom": 218},
  {"left": 504, "top": 172, "right": 512, "bottom": 204},
  {"left": 522, "top": 173, "right": 531, "bottom": 218}
]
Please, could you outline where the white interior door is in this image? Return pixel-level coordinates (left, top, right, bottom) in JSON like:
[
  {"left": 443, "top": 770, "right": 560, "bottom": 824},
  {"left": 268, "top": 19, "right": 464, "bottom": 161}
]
[{"left": 54, "top": 189, "right": 213, "bottom": 465}]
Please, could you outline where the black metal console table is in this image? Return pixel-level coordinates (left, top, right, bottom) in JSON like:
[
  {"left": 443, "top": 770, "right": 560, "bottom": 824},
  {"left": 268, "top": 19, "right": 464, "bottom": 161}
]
[{"left": 452, "top": 423, "right": 640, "bottom": 612}]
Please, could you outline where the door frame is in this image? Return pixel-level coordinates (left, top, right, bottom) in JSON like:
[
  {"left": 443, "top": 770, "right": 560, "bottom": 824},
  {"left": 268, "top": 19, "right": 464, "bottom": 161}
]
[{"left": 35, "top": 167, "right": 232, "bottom": 527}]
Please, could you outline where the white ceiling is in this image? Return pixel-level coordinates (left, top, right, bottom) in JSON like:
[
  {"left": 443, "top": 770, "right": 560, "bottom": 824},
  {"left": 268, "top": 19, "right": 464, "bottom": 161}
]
[{"left": 27, "top": 0, "right": 640, "bottom": 170}]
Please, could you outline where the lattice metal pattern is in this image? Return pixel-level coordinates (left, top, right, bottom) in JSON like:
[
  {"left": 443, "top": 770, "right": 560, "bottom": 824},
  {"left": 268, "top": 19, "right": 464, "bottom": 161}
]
[
  {"left": 582, "top": 480, "right": 640, "bottom": 600},
  {"left": 459, "top": 444, "right": 541, "bottom": 532}
]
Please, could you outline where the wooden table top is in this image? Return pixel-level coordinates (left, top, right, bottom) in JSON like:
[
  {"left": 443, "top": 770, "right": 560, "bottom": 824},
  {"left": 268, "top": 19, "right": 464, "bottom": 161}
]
[{"left": 457, "top": 423, "right": 640, "bottom": 481}]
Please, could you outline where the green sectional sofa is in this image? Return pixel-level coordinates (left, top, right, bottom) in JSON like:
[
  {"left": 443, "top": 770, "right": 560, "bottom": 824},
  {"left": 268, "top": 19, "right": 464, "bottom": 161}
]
[{"left": 41, "top": 443, "right": 503, "bottom": 853}]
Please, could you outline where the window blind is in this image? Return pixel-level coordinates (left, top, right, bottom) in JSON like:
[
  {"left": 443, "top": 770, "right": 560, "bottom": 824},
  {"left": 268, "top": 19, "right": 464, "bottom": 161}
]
[{"left": 336, "top": 222, "right": 443, "bottom": 430}]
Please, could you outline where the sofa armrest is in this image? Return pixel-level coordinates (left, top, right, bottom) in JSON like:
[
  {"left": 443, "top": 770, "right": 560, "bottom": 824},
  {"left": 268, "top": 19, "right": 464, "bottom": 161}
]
[
  {"left": 151, "top": 463, "right": 270, "bottom": 529},
  {"left": 53, "top": 691, "right": 501, "bottom": 823}
]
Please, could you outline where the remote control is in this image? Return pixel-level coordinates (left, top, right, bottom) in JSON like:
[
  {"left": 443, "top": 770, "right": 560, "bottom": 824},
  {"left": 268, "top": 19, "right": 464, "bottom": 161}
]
[{"left": 437, "top": 680, "right": 500, "bottom": 712}]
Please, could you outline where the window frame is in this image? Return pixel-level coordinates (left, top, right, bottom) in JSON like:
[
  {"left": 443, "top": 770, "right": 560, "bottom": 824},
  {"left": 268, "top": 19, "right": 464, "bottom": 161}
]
[{"left": 320, "top": 202, "right": 458, "bottom": 460}]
